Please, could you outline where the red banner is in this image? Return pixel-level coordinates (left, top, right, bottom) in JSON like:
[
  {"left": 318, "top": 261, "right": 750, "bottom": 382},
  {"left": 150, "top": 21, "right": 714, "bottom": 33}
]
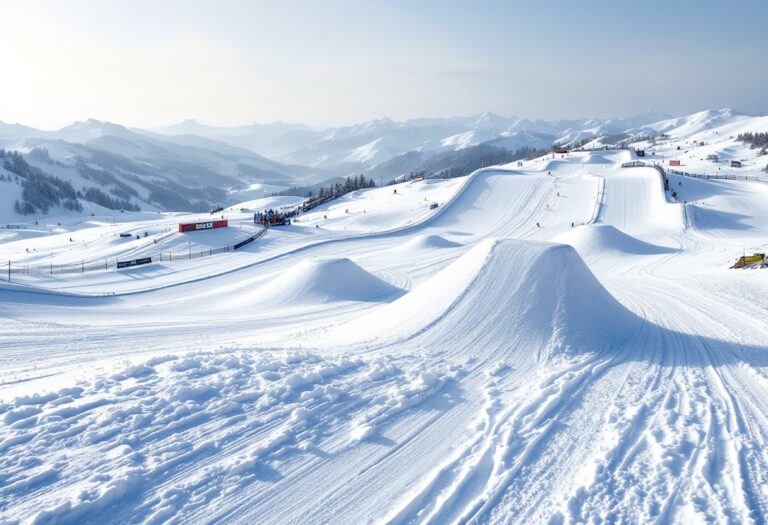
[{"left": 179, "top": 220, "right": 228, "bottom": 233}]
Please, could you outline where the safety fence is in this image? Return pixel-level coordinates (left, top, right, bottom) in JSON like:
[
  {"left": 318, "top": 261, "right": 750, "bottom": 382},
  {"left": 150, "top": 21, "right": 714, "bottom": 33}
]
[
  {"left": 652, "top": 165, "right": 669, "bottom": 190},
  {"left": 573, "top": 145, "right": 629, "bottom": 152},
  {"left": 619, "top": 161, "right": 669, "bottom": 188},
  {"left": 4, "top": 225, "right": 267, "bottom": 279},
  {"left": 667, "top": 169, "right": 768, "bottom": 185}
]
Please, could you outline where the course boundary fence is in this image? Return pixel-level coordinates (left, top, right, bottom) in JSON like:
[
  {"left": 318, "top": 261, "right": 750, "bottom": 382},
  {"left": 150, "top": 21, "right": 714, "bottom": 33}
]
[
  {"left": 4, "top": 225, "right": 267, "bottom": 280},
  {"left": 667, "top": 169, "right": 768, "bottom": 185}
]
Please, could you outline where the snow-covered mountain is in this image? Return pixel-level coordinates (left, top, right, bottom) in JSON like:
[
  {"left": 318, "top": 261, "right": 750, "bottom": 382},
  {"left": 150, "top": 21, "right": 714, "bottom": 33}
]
[
  {"left": 151, "top": 119, "right": 323, "bottom": 160},
  {"left": 628, "top": 108, "right": 753, "bottom": 138},
  {"left": 0, "top": 121, "right": 42, "bottom": 139},
  {"left": 4, "top": 108, "right": 768, "bottom": 219},
  {"left": 0, "top": 120, "right": 329, "bottom": 216},
  {"left": 154, "top": 111, "right": 676, "bottom": 169},
  {"left": 3, "top": 118, "right": 316, "bottom": 178}
]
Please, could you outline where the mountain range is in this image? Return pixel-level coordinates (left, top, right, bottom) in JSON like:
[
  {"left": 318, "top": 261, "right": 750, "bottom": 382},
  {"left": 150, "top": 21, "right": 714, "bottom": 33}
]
[
  {"left": 1, "top": 108, "right": 766, "bottom": 217},
  {"left": 150, "top": 110, "right": 674, "bottom": 168}
]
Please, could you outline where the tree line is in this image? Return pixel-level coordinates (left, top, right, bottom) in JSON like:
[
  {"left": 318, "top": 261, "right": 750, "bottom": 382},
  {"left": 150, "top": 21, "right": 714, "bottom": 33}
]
[
  {"left": 737, "top": 132, "right": 768, "bottom": 155},
  {"left": 308, "top": 174, "right": 376, "bottom": 199},
  {"left": 300, "top": 174, "right": 376, "bottom": 211},
  {"left": 425, "top": 145, "right": 547, "bottom": 181},
  {"left": 1, "top": 149, "right": 82, "bottom": 215},
  {"left": 1, "top": 148, "right": 145, "bottom": 215}
]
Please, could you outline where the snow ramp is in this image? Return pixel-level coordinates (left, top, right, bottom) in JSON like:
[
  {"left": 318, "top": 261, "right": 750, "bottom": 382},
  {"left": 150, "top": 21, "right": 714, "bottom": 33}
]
[
  {"left": 392, "top": 234, "right": 462, "bottom": 252},
  {"left": 554, "top": 224, "right": 676, "bottom": 256},
  {"left": 244, "top": 257, "right": 401, "bottom": 306},
  {"left": 410, "top": 167, "right": 601, "bottom": 242},
  {"left": 329, "top": 239, "right": 641, "bottom": 360},
  {"left": 598, "top": 167, "right": 685, "bottom": 234},
  {"left": 580, "top": 152, "right": 616, "bottom": 165}
]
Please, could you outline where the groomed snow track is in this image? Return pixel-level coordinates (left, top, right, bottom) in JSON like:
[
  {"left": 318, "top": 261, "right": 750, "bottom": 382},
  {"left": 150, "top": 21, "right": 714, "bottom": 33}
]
[{"left": 2, "top": 150, "right": 768, "bottom": 524}]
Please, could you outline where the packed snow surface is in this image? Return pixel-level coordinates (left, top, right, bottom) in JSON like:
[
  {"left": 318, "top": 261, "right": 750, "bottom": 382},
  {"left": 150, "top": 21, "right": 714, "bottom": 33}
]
[
  {"left": 327, "top": 238, "right": 641, "bottom": 353},
  {"left": 391, "top": 234, "right": 462, "bottom": 252},
  {"left": 2, "top": 146, "right": 768, "bottom": 524},
  {"left": 554, "top": 224, "right": 676, "bottom": 256},
  {"left": 252, "top": 257, "right": 401, "bottom": 305}
]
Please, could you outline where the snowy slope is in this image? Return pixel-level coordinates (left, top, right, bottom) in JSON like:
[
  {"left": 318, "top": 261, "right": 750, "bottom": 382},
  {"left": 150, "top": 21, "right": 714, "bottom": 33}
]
[
  {"left": 0, "top": 119, "right": 330, "bottom": 219},
  {"left": 635, "top": 108, "right": 750, "bottom": 137},
  {"left": 150, "top": 119, "right": 322, "bottom": 159},
  {"left": 3, "top": 125, "right": 768, "bottom": 524},
  {"left": 5, "top": 108, "right": 768, "bottom": 224}
]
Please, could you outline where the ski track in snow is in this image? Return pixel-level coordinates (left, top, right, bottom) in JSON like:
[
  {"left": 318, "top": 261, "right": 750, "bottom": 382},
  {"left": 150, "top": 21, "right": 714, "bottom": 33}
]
[{"left": 2, "top": 149, "right": 768, "bottom": 524}]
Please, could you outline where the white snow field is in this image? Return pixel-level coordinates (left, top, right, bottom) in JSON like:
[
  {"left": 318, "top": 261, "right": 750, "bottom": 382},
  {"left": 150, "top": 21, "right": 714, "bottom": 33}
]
[{"left": 2, "top": 147, "right": 768, "bottom": 524}]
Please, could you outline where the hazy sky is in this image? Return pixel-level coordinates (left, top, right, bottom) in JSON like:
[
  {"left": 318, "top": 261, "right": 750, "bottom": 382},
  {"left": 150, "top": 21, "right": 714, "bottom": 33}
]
[{"left": 1, "top": 0, "right": 767, "bottom": 129}]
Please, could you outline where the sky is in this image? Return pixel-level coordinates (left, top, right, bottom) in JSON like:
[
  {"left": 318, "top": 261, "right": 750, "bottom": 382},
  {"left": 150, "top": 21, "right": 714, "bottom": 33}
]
[{"left": 0, "top": 0, "right": 766, "bottom": 130}]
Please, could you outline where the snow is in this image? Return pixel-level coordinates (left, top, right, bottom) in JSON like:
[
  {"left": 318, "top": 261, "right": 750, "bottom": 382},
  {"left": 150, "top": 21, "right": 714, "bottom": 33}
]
[
  {"left": 391, "top": 234, "right": 462, "bottom": 252},
  {"left": 293, "top": 177, "right": 467, "bottom": 233},
  {"left": 554, "top": 224, "right": 676, "bottom": 256},
  {"left": 2, "top": 117, "right": 768, "bottom": 524},
  {"left": 245, "top": 257, "right": 401, "bottom": 306},
  {"left": 343, "top": 137, "right": 384, "bottom": 163},
  {"left": 324, "top": 238, "right": 640, "bottom": 354},
  {"left": 224, "top": 195, "right": 304, "bottom": 213},
  {"left": 225, "top": 184, "right": 294, "bottom": 207},
  {"left": 149, "top": 111, "right": 687, "bottom": 169},
  {"left": 639, "top": 108, "right": 749, "bottom": 138}
]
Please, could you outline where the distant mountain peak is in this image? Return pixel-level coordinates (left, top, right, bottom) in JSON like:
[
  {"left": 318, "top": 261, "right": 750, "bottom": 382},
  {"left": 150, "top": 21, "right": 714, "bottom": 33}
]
[
  {"left": 65, "top": 118, "right": 121, "bottom": 129},
  {"left": 715, "top": 107, "right": 741, "bottom": 117},
  {"left": 54, "top": 118, "right": 135, "bottom": 142},
  {"left": 365, "top": 117, "right": 394, "bottom": 126},
  {"left": 475, "top": 111, "right": 505, "bottom": 121}
]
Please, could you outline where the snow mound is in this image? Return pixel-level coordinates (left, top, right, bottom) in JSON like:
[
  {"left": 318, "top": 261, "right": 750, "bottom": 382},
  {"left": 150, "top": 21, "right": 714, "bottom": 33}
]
[
  {"left": 580, "top": 152, "right": 614, "bottom": 165},
  {"left": 256, "top": 257, "right": 401, "bottom": 305},
  {"left": 393, "top": 234, "right": 462, "bottom": 252},
  {"left": 554, "top": 224, "right": 676, "bottom": 256},
  {"left": 330, "top": 239, "right": 641, "bottom": 358}
]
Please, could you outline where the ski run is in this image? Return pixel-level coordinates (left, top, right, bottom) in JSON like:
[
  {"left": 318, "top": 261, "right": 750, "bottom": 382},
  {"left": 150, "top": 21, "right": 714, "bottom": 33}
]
[{"left": 2, "top": 126, "right": 768, "bottom": 524}]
